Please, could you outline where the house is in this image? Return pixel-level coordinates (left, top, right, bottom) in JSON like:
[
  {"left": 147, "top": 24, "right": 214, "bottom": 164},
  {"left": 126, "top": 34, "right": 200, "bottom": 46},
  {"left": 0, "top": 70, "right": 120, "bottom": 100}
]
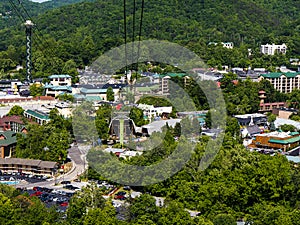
[
  {"left": 0, "top": 116, "right": 27, "bottom": 133},
  {"left": 0, "top": 131, "right": 17, "bottom": 158},
  {"left": 258, "top": 72, "right": 300, "bottom": 93},
  {"left": 260, "top": 43, "right": 287, "bottom": 55}
]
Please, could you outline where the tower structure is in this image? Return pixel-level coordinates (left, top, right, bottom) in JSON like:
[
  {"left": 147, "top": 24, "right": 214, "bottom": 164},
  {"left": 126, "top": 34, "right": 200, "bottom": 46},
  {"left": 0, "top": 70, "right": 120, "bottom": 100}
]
[{"left": 24, "top": 20, "right": 34, "bottom": 83}]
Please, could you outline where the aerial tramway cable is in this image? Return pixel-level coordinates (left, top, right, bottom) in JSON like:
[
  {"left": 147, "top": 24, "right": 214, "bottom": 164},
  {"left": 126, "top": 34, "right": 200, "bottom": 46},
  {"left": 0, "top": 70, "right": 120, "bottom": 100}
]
[
  {"left": 123, "top": 0, "right": 128, "bottom": 81},
  {"left": 123, "top": 0, "right": 145, "bottom": 82},
  {"left": 136, "top": 0, "right": 144, "bottom": 72}
]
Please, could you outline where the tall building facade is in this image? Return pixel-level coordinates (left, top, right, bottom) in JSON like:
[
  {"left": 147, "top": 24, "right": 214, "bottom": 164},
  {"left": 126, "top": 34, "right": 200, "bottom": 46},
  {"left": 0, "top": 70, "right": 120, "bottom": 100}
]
[{"left": 259, "top": 72, "right": 300, "bottom": 93}]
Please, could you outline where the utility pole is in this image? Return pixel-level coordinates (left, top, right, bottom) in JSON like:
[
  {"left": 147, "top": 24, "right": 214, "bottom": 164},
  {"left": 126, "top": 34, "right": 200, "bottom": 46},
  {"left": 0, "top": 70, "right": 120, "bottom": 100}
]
[{"left": 24, "top": 20, "right": 34, "bottom": 83}]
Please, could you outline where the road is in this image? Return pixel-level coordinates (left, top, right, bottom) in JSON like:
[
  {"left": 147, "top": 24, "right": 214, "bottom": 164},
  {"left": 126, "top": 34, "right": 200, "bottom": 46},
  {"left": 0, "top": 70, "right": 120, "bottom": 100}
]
[{"left": 16, "top": 144, "right": 90, "bottom": 189}]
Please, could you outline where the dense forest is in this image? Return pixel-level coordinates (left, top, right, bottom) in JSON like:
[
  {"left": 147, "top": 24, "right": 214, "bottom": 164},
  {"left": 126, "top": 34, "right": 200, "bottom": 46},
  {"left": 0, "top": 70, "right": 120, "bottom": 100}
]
[
  {"left": 0, "top": 0, "right": 299, "bottom": 78},
  {"left": 0, "top": 0, "right": 92, "bottom": 29}
]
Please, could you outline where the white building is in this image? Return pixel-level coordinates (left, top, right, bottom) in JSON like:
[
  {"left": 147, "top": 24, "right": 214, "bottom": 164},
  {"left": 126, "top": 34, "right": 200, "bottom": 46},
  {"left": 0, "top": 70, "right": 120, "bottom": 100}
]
[
  {"left": 260, "top": 43, "right": 287, "bottom": 55},
  {"left": 137, "top": 104, "right": 172, "bottom": 119},
  {"left": 44, "top": 75, "right": 72, "bottom": 97},
  {"left": 208, "top": 42, "right": 234, "bottom": 49}
]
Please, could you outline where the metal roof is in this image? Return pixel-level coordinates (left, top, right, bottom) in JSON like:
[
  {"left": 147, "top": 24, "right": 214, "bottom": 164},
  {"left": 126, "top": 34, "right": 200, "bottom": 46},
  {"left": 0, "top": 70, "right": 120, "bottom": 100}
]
[
  {"left": 269, "top": 136, "right": 300, "bottom": 144},
  {"left": 49, "top": 74, "right": 72, "bottom": 79},
  {"left": 24, "top": 109, "right": 50, "bottom": 120},
  {"left": 260, "top": 72, "right": 300, "bottom": 78},
  {"left": 0, "top": 158, "right": 58, "bottom": 169}
]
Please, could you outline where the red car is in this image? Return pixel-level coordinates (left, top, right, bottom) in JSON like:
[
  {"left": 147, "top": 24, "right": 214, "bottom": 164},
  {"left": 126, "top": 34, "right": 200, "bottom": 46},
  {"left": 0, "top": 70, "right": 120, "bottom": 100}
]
[
  {"left": 114, "top": 195, "right": 126, "bottom": 200},
  {"left": 60, "top": 202, "right": 69, "bottom": 207},
  {"left": 30, "top": 191, "right": 43, "bottom": 197}
]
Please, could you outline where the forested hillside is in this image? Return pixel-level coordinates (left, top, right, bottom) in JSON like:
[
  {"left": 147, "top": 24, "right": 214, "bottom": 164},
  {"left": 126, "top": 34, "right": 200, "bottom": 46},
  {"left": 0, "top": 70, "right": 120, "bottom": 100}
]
[
  {"left": 0, "top": 0, "right": 92, "bottom": 29},
  {"left": 0, "top": 0, "right": 299, "bottom": 77}
]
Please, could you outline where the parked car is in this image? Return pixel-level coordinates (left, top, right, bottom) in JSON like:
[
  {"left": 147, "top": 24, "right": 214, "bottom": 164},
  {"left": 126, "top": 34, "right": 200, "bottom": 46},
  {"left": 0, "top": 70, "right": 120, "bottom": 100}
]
[
  {"left": 114, "top": 195, "right": 126, "bottom": 200},
  {"left": 60, "top": 202, "right": 69, "bottom": 207},
  {"left": 116, "top": 191, "right": 126, "bottom": 196},
  {"left": 61, "top": 181, "right": 71, "bottom": 185}
]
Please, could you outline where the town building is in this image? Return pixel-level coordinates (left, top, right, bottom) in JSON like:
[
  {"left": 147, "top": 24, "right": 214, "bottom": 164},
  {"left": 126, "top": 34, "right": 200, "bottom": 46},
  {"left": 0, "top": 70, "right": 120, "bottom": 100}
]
[
  {"left": 0, "top": 158, "right": 58, "bottom": 175},
  {"left": 258, "top": 72, "right": 300, "bottom": 93},
  {"left": 208, "top": 42, "right": 234, "bottom": 49},
  {"left": 249, "top": 131, "right": 300, "bottom": 151},
  {"left": 44, "top": 75, "right": 72, "bottom": 97},
  {"left": 234, "top": 113, "right": 267, "bottom": 126},
  {"left": 0, "top": 116, "right": 27, "bottom": 133},
  {"left": 141, "top": 119, "right": 181, "bottom": 136},
  {"left": 137, "top": 104, "right": 172, "bottom": 120},
  {"left": 260, "top": 43, "right": 287, "bottom": 55},
  {"left": 159, "top": 73, "right": 189, "bottom": 95},
  {"left": 24, "top": 109, "right": 50, "bottom": 125},
  {"left": 0, "top": 131, "right": 17, "bottom": 158},
  {"left": 272, "top": 108, "right": 298, "bottom": 119}
]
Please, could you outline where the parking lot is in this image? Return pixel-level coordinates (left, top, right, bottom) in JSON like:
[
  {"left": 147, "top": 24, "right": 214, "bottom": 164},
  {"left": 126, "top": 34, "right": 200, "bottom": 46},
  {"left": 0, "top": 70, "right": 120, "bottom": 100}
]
[
  {"left": 19, "top": 186, "right": 74, "bottom": 214},
  {"left": 0, "top": 171, "right": 50, "bottom": 185}
]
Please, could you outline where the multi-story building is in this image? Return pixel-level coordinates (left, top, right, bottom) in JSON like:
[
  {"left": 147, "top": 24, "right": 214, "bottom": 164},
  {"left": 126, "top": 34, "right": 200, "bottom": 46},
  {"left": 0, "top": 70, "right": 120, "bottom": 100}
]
[
  {"left": 258, "top": 72, "right": 300, "bottom": 93},
  {"left": 260, "top": 43, "right": 287, "bottom": 55},
  {"left": 49, "top": 74, "right": 72, "bottom": 86},
  {"left": 44, "top": 75, "right": 72, "bottom": 97}
]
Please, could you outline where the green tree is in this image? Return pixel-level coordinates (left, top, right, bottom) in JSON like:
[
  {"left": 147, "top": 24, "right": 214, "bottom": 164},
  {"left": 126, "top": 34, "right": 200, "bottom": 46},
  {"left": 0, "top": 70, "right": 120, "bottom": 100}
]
[
  {"left": 212, "top": 214, "right": 236, "bottom": 225},
  {"left": 106, "top": 87, "right": 114, "bottom": 102},
  {"left": 7, "top": 105, "right": 24, "bottom": 116},
  {"left": 29, "top": 84, "right": 44, "bottom": 97},
  {"left": 130, "top": 194, "right": 159, "bottom": 222},
  {"left": 280, "top": 124, "right": 297, "bottom": 132},
  {"left": 129, "top": 107, "right": 146, "bottom": 126}
]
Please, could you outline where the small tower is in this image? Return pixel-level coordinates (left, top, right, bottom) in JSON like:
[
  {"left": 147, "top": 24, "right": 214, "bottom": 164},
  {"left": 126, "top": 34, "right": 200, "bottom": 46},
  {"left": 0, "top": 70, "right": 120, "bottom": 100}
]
[
  {"left": 258, "top": 90, "right": 266, "bottom": 104},
  {"left": 24, "top": 20, "right": 34, "bottom": 83}
]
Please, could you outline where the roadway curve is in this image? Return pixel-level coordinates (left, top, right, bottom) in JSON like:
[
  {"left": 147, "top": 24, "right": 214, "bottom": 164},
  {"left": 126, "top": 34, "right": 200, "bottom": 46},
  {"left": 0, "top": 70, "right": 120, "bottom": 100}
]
[{"left": 16, "top": 144, "right": 89, "bottom": 189}]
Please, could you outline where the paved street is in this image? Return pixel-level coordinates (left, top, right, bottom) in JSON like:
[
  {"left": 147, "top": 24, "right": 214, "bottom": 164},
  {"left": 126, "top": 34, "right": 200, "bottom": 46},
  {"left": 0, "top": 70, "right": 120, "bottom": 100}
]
[{"left": 16, "top": 144, "right": 90, "bottom": 189}]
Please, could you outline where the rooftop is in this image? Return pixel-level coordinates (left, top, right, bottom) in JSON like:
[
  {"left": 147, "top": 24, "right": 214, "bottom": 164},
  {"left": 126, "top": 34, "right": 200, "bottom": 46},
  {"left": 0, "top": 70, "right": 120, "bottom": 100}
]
[
  {"left": 24, "top": 109, "right": 50, "bottom": 121},
  {"left": 49, "top": 74, "right": 72, "bottom": 79},
  {"left": 260, "top": 72, "right": 300, "bottom": 78},
  {"left": 0, "top": 130, "right": 17, "bottom": 146},
  {"left": 80, "top": 88, "right": 107, "bottom": 94},
  {"left": 234, "top": 113, "right": 267, "bottom": 119},
  {"left": 0, "top": 158, "right": 58, "bottom": 169}
]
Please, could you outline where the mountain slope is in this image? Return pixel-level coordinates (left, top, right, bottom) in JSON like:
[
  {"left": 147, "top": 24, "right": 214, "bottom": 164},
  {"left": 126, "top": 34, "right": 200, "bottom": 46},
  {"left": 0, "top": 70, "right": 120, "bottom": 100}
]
[
  {"left": 0, "top": 0, "right": 93, "bottom": 29},
  {"left": 0, "top": 0, "right": 299, "bottom": 76}
]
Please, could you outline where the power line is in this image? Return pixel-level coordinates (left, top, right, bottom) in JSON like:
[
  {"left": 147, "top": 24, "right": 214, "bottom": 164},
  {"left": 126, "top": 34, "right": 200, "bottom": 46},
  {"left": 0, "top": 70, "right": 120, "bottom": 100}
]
[
  {"left": 131, "top": 0, "right": 136, "bottom": 71},
  {"left": 136, "top": 0, "right": 145, "bottom": 72},
  {"left": 123, "top": 0, "right": 128, "bottom": 82}
]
